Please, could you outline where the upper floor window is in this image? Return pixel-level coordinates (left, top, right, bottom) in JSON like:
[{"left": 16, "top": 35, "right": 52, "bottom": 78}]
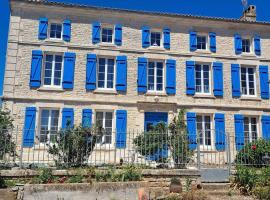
[
  {"left": 43, "top": 54, "right": 63, "bottom": 87},
  {"left": 39, "top": 109, "right": 60, "bottom": 143},
  {"left": 150, "top": 31, "right": 161, "bottom": 47},
  {"left": 97, "top": 57, "right": 115, "bottom": 89},
  {"left": 101, "top": 27, "right": 113, "bottom": 43},
  {"left": 242, "top": 38, "right": 251, "bottom": 53},
  {"left": 243, "top": 116, "right": 258, "bottom": 145},
  {"left": 96, "top": 111, "right": 113, "bottom": 145},
  {"left": 49, "top": 23, "right": 62, "bottom": 39},
  {"left": 195, "top": 63, "right": 211, "bottom": 94},
  {"left": 197, "top": 35, "right": 207, "bottom": 50},
  {"left": 196, "top": 115, "right": 212, "bottom": 148},
  {"left": 241, "top": 66, "right": 256, "bottom": 96},
  {"left": 148, "top": 61, "right": 164, "bottom": 92}
]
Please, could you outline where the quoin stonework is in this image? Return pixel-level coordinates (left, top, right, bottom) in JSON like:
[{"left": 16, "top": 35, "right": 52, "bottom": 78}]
[{"left": 2, "top": 0, "right": 270, "bottom": 165}]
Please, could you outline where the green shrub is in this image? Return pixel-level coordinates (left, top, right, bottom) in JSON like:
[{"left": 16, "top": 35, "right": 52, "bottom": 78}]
[
  {"left": 68, "top": 170, "right": 84, "bottom": 183},
  {"left": 36, "top": 168, "right": 55, "bottom": 184},
  {"left": 235, "top": 139, "right": 270, "bottom": 167}
]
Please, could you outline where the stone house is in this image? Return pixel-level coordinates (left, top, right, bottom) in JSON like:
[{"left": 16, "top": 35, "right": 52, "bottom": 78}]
[{"left": 2, "top": 0, "right": 270, "bottom": 164}]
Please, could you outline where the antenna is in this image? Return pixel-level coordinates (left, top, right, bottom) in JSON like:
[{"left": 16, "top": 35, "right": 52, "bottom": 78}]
[{"left": 242, "top": 0, "right": 248, "bottom": 11}]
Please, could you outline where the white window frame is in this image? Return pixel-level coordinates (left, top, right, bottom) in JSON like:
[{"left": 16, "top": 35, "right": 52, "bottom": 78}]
[
  {"left": 195, "top": 62, "right": 212, "bottom": 95},
  {"left": 150, "top": 29, "right": 163, "bottom": 48},
  {"left": 101, "top": 24, "right": 114, "bottom": 44},
  {"left": 96, "top": 57, "right": 116, "bottom": 90},
  {"left": 240, "top": 65, "right": 257, "bottom": 97},
  {"left": 196, "top": 114, "right": 214, "bottom": 150},
  {"left": 42, "top": 53, "right": 64, "bottom": 88},
  {"left": 48, "top": 22, "right": 63, "bottom": 40},
  {"left": 243, "top": 116, "right": 259, "bottom": 144},
  {"left": 94, "top": 110, "right": 115, "bottom": 148},
  {"left": 147, "top": 60, "right": 165, "bottom": 93},
  {"left": 242, "top": 37, "right": 253, "bottom": 54},
  {"left": 38, "top": 108, "right": 60, "bottom": 145},
  {"left": 196, "top": 34, "right": 208, "bottom": 50}
]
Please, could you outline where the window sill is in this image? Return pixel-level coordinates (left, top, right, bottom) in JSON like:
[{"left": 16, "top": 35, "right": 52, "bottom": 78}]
[
  {"left": 93, "top": 89, "right": 117, "bottom": 94},
  {"left": 95, "top": 145, "right": 115, "bottom": 150},
  {"left": 98, "top": 43, "right": 117, "bottom": 48},
  {"left": 240, "top": 53, "right": 256, "bottom": 57},
  {"left": 43, "top": 39, "right": 65, "bottom": 44},
  {"left": 194, "top": 49, "right": 211, "bottom": 54},
  {"left": 147, "top": 46, "right": 166, "bottom": 51},
  {"left": 240, "top": 96, "right": 261, "bottom": 101},
  {"left": 37, "top": 87, "right": 64, "bottom": 92},
  {"left": 145, "top": 91, "right": 167, "bottom": 96},
  {"left": 193, "top": 94, "right": 216, "bottom": 99}
]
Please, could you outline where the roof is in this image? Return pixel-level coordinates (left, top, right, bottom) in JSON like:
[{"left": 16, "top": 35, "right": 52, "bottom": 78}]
[{"left": 13, "top": 0, "right": 270, "bottom": 26}]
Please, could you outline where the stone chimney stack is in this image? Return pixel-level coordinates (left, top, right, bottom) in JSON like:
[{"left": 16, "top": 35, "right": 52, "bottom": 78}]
[{"left": 240, "top": 5, "right": 256, "bottom": 22}]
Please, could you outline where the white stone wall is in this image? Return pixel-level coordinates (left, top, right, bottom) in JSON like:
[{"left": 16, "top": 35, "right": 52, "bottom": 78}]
[{"left": 3, "top": 1, "right": 270, "bottom": 155}]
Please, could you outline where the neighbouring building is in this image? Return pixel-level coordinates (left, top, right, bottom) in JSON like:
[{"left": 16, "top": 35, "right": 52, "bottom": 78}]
[{"left": 2, "top": 0, "right": 270, "bottom": 165}]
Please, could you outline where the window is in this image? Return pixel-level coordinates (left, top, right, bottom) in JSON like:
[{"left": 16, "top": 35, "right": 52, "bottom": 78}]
[
  {"left": 197, "top": 35, "right": 207, "bottom": 50},
  {"left": 39, "top": 109, "right": 60, "bottom": 143},
  {"left": 150, "top": 32, "right": 161, "bottom": 47},
  {"left": 243, "top": 117, "right": 258, "bottom": 144},
  {"left": 43, "top": 54, "right": 63, "bottom": 87},
  {"left": 49, "top": 23, "right": 62, "bottom": 39},
  {"left": 196, "top": 115, "right": 212, "bottom": 147},
  {"left": 101, "top": 27, "right": 113, "bottom": 43},
  {"left": 96, "top": 111, "right": 113, "bottom": 144},
  {"left": 195, "top": 64, "right": 211, "bottom": 94},
  {"left": 241, "top": 66, "right": 256, "bottom": 96},
  {"left": 147, "top": 61, "right": 164, "bottom": 92},
  {"left": 97, "top": 58, "right": 115, "bottom": 89},
  {"left": 242, "top": 39, "right": 251, "bottom": 53}
]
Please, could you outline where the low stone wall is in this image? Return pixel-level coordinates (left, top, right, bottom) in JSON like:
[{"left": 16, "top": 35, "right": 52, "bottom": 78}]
[{"left": 1, "top": 169, "right": 200, "bottom": 200}]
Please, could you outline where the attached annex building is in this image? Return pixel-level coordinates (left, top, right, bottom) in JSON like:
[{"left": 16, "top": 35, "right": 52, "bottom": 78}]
[{"left": 3, "top": 0, "right": 270, "bottom": 164}]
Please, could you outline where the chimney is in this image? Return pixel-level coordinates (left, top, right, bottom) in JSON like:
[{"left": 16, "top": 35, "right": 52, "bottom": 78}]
[{"left": 240, "top": 5, "right": 256, "bottom": 22}]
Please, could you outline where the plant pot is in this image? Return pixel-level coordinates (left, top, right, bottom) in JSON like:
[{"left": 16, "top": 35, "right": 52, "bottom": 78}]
[{"left": 170, "top": 183, "right": 182, "bottom": 193}]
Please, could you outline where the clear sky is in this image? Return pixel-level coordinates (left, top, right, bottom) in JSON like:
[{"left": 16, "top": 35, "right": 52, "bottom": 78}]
[{"left": 51, "top": 0, "right": 270, "bottom": 22}]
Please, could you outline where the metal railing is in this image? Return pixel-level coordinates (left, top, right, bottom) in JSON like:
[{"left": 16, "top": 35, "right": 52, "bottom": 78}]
[{"left": 0, "top": 128, "right": 269, "bottom": 169}]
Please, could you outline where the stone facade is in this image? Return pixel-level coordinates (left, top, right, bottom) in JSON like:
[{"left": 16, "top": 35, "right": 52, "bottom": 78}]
[{"left": 3, "top": 0, "right": 270, "bottom": 164}]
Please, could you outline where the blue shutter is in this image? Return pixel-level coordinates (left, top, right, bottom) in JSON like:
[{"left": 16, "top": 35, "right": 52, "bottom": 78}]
[
  {"left": 187, "top": 112, "right": 197, "bottom": 150},
  {"left": 142, "top": 26, "right": 150, "bottom": 48},
  {"left": 163, "top": 27, "right": 170, "bottom": 49},
  {"left": 82, "top": 109, "right": 92, "bottom": 128},
  {"left": 23, "top": 107, "right": 36, "bottom": 147},
  {"left": 189, "top": 31, "right": 197, "bottom": 51},
  {"left": 214, "top": 113, "right": 226, "bottom": 151},
  {"left": 166, "top": 59, "right": 176, "bottom": 95},
  {"left": 254, "top": 35, "right": 261, "bottom": 56},
  {"left": 86, "top": 54, "right": 97, "bottom": 91},
  {"left": 63, "top": 19, "right": 71, "bottom": 42},
  {"left": 38, "top": 17, "right": 48, "bottom": 40},
  {"left": 231, "top": 64, "right": 241, "bottom": 98},
  {"left": 186, "top": 61, "right": 195, "bottom": 95},
  {"left": 116, "top": 110, "right": 127, "bottom": 148},
  {"left": 209, "top": 32, "right": 216, "bottom": 53},
  {"left": 234, "top": 34, "right": 242, "bottom": 55},
  {"left": 137, "top": 57, "right": 147, "bottom": 93},
  {"left": 92, "top": 22, "right": 101, "bottom": 44},
  {"left": 116, "top": 56, "right": 127, "bottom": 92},
  {"left": 261, "top": 115, "right": 270, "bottom": 140},
  {"left": 234, "top": 114, "right": 244, "bottom": 151},
  {"left": 30, "top": 50, "right": 43, "bottom": 88},
  {"left": 259, "top": 65, "right": 269, "bottom": 99},
  {"left": 62, "top": 108, "right": 74, "bottom": 129},
  {"left": 63, "top": 52, "right": 76, "bottom": 89},
  {"left": 213, "top": 62, "right": 223, "bottom": 97},
  {"left": 114, "top": 24, "right": 122, "bottom": 46}
]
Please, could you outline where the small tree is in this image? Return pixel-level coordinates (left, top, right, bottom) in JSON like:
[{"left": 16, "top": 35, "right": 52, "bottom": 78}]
[
  {"left": 47, "top": 124, "right": 103, "bottom": 167},
  {"left": 0, "top": 109, "right": 16, "bottom": 160}
]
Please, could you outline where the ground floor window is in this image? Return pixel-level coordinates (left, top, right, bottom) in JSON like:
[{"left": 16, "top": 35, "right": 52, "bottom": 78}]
[
  {"left": 96, "top": 111, "right": 113, "bottom": 144},
  {"left": 243, "top": 116, "right": 258, "bottom": 144},
  {"left": 39, "top": 109, "right": 60, "bottom": 143},
  {"left": 196, "top": 115, "right": 212, "bottom": 147}
]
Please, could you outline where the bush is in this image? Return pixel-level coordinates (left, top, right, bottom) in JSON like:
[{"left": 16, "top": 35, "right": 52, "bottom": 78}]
[
  {"left": 235, "top": 139, "right": 270, "bottom": 167},
  {"left": 68, "top": 170, "right": 84, "bottom": 183},
  {"left": 47, "top": 125, "right": 103, "bottom": 167},
  {"left": 0, "top": 109, "right": 16, "bottom": 161},
  {"left": 35, "top": 168, "right": 55, "bottom": 184}
]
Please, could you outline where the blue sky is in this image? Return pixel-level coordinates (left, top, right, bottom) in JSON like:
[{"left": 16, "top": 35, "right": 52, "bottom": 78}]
[{"left": 51, "top": 0, "right": 270, "bottom": 22}]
